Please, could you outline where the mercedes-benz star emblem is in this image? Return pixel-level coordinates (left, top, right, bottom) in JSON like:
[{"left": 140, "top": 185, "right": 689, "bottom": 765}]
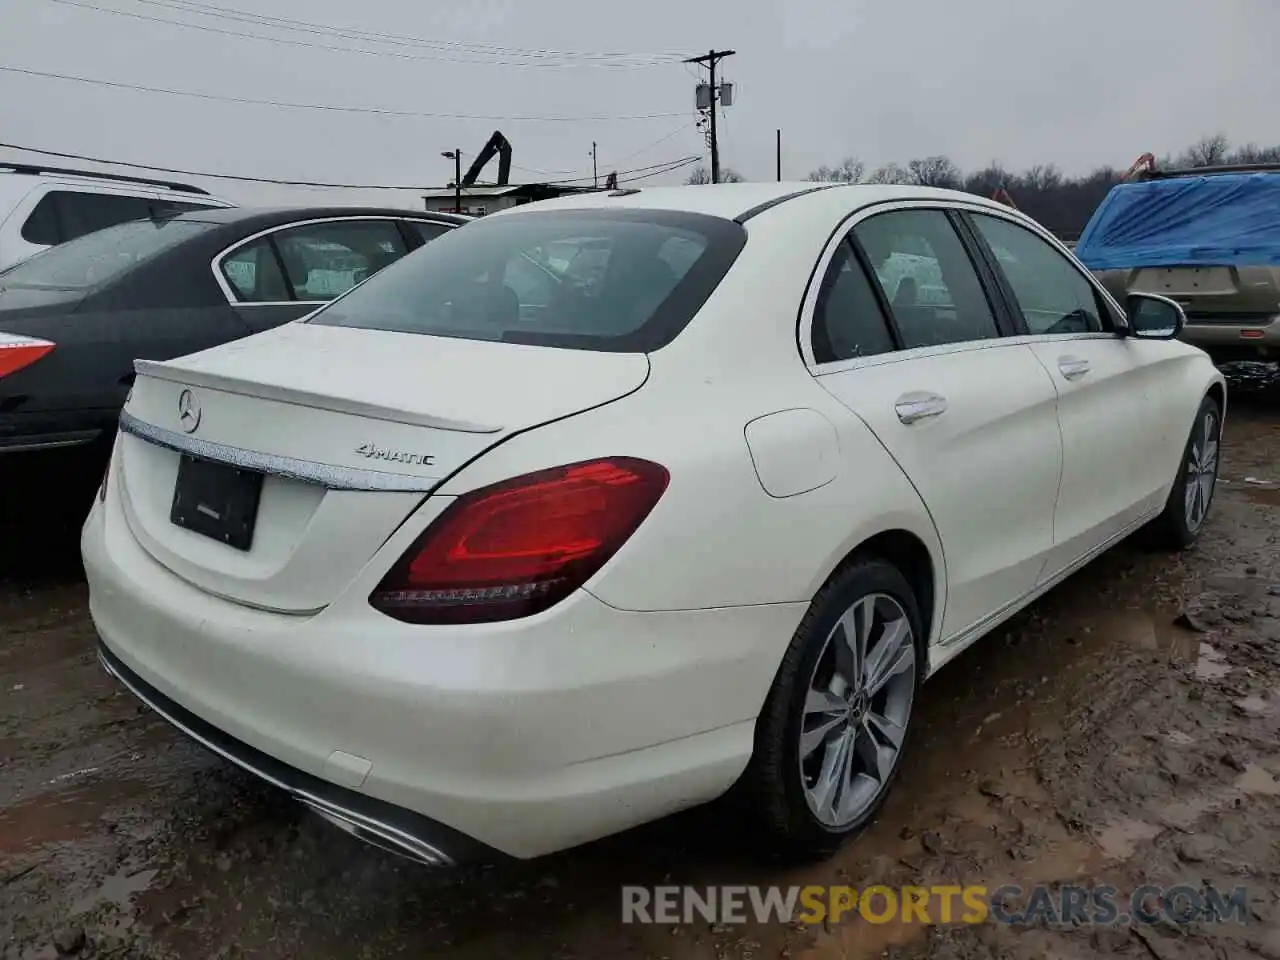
[{"left": 177, "top": 389, "right": 202, "bottom": 434}]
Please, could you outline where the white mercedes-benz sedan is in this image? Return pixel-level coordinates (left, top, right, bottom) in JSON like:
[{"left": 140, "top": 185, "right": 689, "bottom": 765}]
[{"left": 83, "top": 183, "right": 1225, "bottom": 866}]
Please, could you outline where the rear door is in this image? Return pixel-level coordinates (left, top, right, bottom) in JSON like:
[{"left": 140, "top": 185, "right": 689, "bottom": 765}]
[
  {"left": 806, "top": 205, "right": 1063, "bottom": 643},
  {"left": 214, "top": 217, "right": 413, "bottom": 334},
  {"left": 964, "top": 210, "right": 1185, "bottom": 577}
]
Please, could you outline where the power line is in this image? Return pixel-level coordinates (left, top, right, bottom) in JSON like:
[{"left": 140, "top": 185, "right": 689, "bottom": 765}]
[
  {"left": 0, "top": 140, "right": 699, "bottom": 191},
  {"left": 43, "top": 0, "right": 683, "bottom": 69},
  {"left": 0, "top": 65, "right": 688, "bottom": 123},
  {"left": 120, "top": 0, "right": 685, "bottom": 63},
  {"left": 541, "top": 156, "right": 700, "bottom": 186},
  {"left": 511, "top": 122, "right": 697, "bottom": 177}
]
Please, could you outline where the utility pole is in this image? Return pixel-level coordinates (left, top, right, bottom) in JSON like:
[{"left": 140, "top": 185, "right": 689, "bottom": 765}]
[
  {"left": 684, "top": 49, "right": 735, "bottom": 183},
  {"left": 776, "top": 129, "right": 781, "bottom": 181},
  {"left": 441, "top": 149, "right": 462, "bottom": 213},
  {"left": 591, "top": 142, "right": 598, "bottom": 188}
]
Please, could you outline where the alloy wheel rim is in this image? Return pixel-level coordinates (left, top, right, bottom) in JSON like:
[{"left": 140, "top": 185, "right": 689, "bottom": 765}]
[
  {"left": 799, "top": 592, "right": 916, "bottom": 829},
  {"left": 1184, "top": 410, "right": 1219, "bottom": 533}
]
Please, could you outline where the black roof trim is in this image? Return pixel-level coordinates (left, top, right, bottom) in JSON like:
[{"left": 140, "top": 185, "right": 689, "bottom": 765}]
[
  {"left": 734, "top": 184, "right": 842, "bottom": 224},
  {"left": 0, "top": 162, "right": 210, "bottom": 195}
]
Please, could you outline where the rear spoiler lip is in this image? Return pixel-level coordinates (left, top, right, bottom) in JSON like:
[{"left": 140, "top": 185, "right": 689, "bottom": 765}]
[{"left": 132, "top": 358, "right": 503, "bottom": 434}]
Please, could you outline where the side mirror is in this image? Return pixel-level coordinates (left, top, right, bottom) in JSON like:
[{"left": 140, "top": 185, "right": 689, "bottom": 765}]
[{"left": 1125, "top": 292, "right": 1185, "bottom": 340}]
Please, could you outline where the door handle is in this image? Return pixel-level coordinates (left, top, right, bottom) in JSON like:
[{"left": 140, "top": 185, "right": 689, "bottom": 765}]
[
  {"left": 1057, "top": 356, "right": 1091, "bottom": 380},
  {"left": 895, "top": 391, "right": 948, "bottom": 424}
]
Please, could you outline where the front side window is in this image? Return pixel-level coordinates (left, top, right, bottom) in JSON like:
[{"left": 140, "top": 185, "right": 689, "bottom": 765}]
[
  {"left": 0, "top": 217, "right": 214, "bottom": 290},
  {"left": 811, "top": 240, "right": 896, "bottom": 363},
  {"left": 853, "top": 210, "right": 1001, "bottom": 349},
  {"left": 309, "top": 210, "right": 746, "bottom": 352},
  {"left": 271, "top": 220, "right": 409, "bottom": 301},
  {"left": 969, "top": 213, "right": 1105, "bottom": 335}
]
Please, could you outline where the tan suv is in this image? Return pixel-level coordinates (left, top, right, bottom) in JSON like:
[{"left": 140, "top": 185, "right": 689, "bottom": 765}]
[{"left": 1076, "top": 162, "right": 1280, "bottom": 365}]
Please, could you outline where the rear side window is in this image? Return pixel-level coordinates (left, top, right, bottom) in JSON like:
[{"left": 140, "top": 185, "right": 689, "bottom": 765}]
[
  {"left": 811, "top": 241, "right": 896, "bottom": 363},
  {"left": 309, "top": 209, "right": 747, "bottom": 352},
  {"left": 20, "top": 194, "right": 60, "bottom": 245},
  {"left": 25, "top": 191, "right": 155, "bottom": 245},
  {"left": 221, "top": 239, "right": 291, "bottom": 302},
  {"left": 968, "top": 213, "right": 1105, "bottom": 335},
  {"left": 0, "top": 217, "right": 213, "bottom": 290},
  {"left": 853, "top": 210, "right": 1000, "bottom": 349}
]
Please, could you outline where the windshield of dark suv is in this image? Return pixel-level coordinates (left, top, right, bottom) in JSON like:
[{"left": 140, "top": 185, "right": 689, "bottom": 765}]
[
  {"left": 0, "top": 217, "right": 215, "bottom": 290},
  {"left": 308, "top": 209, "right": 747, "bottom": 352}
]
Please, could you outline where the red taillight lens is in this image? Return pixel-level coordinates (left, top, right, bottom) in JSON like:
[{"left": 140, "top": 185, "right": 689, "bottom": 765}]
[
  {"left": 371, "top": 457, "right": 669, "bottom": 624},
  {"left": 0, "top": 334, "right": 55, "bottom": 378}
]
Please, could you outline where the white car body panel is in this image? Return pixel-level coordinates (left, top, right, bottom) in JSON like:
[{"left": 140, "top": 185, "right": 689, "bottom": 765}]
[{"left": 82, "top": 182, "right": 1225, "bottom": 862}]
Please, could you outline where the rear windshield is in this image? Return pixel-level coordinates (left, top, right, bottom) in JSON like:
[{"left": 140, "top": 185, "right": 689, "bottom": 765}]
[
  {"left": 0, "top": 217, "right": 214, "bottom": 290},
  {"left": 308, "top": 209, "right": 747, "bottom": 352}
]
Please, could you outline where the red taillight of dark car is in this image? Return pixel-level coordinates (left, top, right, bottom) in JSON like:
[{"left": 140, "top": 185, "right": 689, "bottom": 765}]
[
  {"left": 0, "top": 334, "right": 55, "bottom": 379},
  {"left": 370, "top": 457, "right": 670, "bottom": 624}
]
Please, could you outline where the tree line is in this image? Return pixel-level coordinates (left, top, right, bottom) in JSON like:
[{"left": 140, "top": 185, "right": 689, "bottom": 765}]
[{"left": 686, "top": 135, "right": 1280, "bottom": 240}]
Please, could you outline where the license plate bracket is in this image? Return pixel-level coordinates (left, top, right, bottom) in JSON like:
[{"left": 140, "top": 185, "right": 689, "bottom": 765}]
[{"left": 169, "top": 455, "right": 263, "bottom": 551}]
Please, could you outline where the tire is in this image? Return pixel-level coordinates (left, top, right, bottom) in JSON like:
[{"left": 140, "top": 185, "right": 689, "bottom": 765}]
[
  {"left": 741, "top": 558, "right": 924, "bottom": 859},
  {"left": 1149, "top": 394, "right": 1221, "bottom": 550}
]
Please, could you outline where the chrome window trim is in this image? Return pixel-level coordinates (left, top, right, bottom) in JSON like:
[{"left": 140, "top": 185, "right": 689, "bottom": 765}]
[
  {"left": 211, "top": 215, "right": 457, "bottom": 307},
  {"left": 118, "top": 410, "right": 439, "bottom": 493},
  {"left": 800, "top": 198, "right": 1128, "bottom": 374}
]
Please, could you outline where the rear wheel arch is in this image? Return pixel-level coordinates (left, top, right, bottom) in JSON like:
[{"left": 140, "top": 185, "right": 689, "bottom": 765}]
[{"left": 821, "top": 528, "right": 938, "bottom": 649}]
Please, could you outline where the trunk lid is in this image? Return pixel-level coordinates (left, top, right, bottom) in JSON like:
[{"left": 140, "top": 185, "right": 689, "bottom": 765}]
[
  {"left": 116, "top": 322, "right": 649, "bottom": 612},
  {"left": 1094, "top": 264, "right": 1280, "bottom": 324}
]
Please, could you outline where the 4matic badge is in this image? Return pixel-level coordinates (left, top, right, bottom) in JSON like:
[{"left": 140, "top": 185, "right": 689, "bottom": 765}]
[{"left": 355, "top": 443, "right": 435, "bottom": 467}]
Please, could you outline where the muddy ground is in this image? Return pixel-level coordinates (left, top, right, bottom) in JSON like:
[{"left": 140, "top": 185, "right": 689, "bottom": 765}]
[{"left": 3, "top": 371, "right": 1280, "bottom": 960}]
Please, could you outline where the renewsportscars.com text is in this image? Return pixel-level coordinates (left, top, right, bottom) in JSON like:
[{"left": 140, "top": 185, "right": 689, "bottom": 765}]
[{"left": 621, "top": 883, "right": 1250, "bottom": 927}]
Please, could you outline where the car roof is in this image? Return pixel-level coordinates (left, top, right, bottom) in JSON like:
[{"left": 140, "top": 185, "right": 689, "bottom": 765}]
[
  {"left": 488, "top": 182, "right": 1016, "bottom": 224},
  {"left": 169, "top": 205, "right": 469, "bottom": 229}
]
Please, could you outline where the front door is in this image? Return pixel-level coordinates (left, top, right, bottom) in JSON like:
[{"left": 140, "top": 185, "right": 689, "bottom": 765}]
[{"left": 965, "top": 211, "right": 1183, "bottom": 578}]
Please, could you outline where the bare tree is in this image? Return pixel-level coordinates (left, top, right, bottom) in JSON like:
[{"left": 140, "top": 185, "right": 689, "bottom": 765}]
[
  {"left": 685, "top": 166, "right": 745, "bottom": 184},
  {"left": 802, "top": 133, "right": 1280, "bottom": 239},
  {"left": 905, "top": 156, "right": 961, "bottom": 188},
  {"left": 1229, "top": 143, "right": 1280, "bottom": 164},
  {"left": 807, "top": 157, "right": 864, "bottom": 183},
  {"left": 865, "top": 162, "right": 911, "bottom": 185},
  {"left": 1179, "top": 134, "right": 1231, "bottom": 168}
]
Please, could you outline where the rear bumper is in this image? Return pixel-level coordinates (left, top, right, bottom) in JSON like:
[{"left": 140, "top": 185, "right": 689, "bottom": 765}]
[
  {"left": 82, "top": 486, "right": 802, "bottom": 861},
  {"left": 1181, "top": 317, "right": 1280, "bottom": 360},
  {"left": 96, "top": 639, "right": 498, "bottom": 866},
  {"left": 0, "top": 409, "right": 115, "bottom": 454}
]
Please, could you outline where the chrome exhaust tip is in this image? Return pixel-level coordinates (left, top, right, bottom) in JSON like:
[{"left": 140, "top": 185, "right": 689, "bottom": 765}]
[{"left": 303, "top": 802, "right": 452, "bottom": 867}]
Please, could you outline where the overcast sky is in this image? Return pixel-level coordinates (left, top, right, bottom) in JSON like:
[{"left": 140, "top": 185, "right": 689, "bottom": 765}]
[{"left": 1, "top": 0, "right": 1275, "bottom": 207}]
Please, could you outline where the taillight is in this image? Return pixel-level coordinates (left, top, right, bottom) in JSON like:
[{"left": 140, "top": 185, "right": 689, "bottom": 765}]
[
  {"left": 371, "top": 457, "right": 669, "bottom": 625},
  {"left": 0, "top": 334, "right": 55, "bottom": 378}
]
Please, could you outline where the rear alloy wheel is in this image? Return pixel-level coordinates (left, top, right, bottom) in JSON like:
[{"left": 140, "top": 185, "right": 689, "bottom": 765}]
[
  {"left": 743, "top": 559, "right": 923, "bottom": 858},
  {"left": 1151, "top": 395, "right": 1221, "bottom": 549}
]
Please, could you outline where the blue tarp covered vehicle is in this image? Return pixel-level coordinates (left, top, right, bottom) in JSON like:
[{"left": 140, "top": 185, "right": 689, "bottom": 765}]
[{"left": 1077, "top": 169, "right": 1280, "bottom": 364}]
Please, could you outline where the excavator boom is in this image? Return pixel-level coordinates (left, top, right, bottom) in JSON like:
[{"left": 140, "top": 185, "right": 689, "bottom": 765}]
[{"left": 461, "top": 130, "right": 513, "bottom": 187}]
